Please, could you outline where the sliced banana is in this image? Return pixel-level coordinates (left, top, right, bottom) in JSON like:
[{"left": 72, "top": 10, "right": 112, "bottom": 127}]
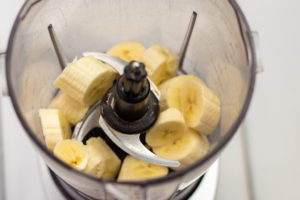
[
  {"left": 158, "top": 75, "right": 220, "bottom": 135},
  {"left": 140, "top": 44, "right": 178, "bottom": 85},
  {"left": 153, "top": 128, "right": 209, "bottom": 170},
  {"left": 84, "top": 137, "right": 121, "bottom": 179},
  {"left": 117, "top": 156, "right": 168, "bottom": 181},
  {"left": 54, "top": 56, "right": 118, "bottom": 106},
  {"left": 49, "top": 92, "right": 89, "bottom": 125},
  {"left": 146, "top": 108, "right": 185, "bottom": 148},
  {"left": 107, "top": 41, "right": 146, "bottom": 62},
  {"left": 39, "top": 109, "right": 71, "bottom": 151},
  {"left": 54, "top": 140, "right": 89, "bottom": 170}
]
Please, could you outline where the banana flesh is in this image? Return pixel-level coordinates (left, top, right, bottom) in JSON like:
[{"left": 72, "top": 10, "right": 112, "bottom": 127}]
[
  {"left": 49, "top": 92, "right": 89, "bottom": 125},
  {"left": 117, "top": 156, "right": 168, "bottom": 181},
  {"left": 84, "top": 137, "right": 121, "bottom": 179},
  {"left": 107, "top": 41, "right": 146, "bottom": 62},
  {"left": 146, "top": 108, "right": 185, "bottom": 148},
  {"left": 54, "top": 140, "right": 89, "bottom": 170},
  {"left": 153, "top": 128, "right": 209, "bottom": 170},
  {"left": 140, "top": 44, "right": 178, "bottom": 85},
  {"left": 37, "top": 41, "right": 222, "bottom": 179},
  {"left": 39, "top": 109, "right": 71, "bottom": 151},
  {"left": 158, "top": 75, "right": 220, "bottom": 135},
  {"left": 54, "top": 56, "right": 118, "bottom": 106}
]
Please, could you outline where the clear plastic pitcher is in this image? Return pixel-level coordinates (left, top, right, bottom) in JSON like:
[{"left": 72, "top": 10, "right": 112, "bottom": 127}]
[{"left": 5, "top": 0, "right": 257, "bottom": 199}]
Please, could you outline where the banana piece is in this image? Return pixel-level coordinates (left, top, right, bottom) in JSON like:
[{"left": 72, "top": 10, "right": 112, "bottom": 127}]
[
  {"left": 84, "top": 137, "right": 121, "bottom": 179},
  {"left": 153, "top": 128, "right": 209, "bottom": 170},
  {"left": 158, "top": 75, "right": 203, "bottom": 111},
  {"left": 54, "top": 140, "right": 89, "bottom": 170},
  {"left": 158, "top": 75, "right": 220, "bottom": 135},
  {"left": 54, "top": 56, "right": 118, "bottom": 106},
  {"left": 117, "top": 156, "right": 168, "bottom": 181},
  {"left": 139, "top": 44, "right": 179, "bottom": 85},
  {"left": 107, "top": 41, "right": 146, "bottom": 62},
  {"left": 146, "top": 108, "right": 185, "bottom": 148},
  {"left": 49, "top": 92, "right": 89, "bottom": 125},
  {"left": 39, "top": 109, "right": 71, "bottom": 151}
]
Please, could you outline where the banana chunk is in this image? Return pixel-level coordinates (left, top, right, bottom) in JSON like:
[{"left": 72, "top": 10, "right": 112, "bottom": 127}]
[
  {"left": 117, "top": 156, "right": 168, "bottom": 181},
  {"left": 153, "top": 128, "right": 209, "bottom": 170},
  {"left": 158, "top": 75, "right": 220, "bottom": 135},
  {"left": 54, "top": 140, "right": 88, "bottom": 171},
  {"left": 39, "top": 109, "right": 71, "bottom": 151},
  {"left": 146, "top": 108, "right": 185, "bottom": 148},
  {"left": 84, "top": 137, "right": 121, "bottom": 179},
  {"left": 107, "top": 41, "right": 146, "bottom": 62},
  {"left": 54, "top": 56, "right": 118, "bottom": 106},
  {"left": 49, "top": 92, "right": 89, "bottom": 125},
  {"left": 140, "top": 44, "right": 178, "bottom": 85}
]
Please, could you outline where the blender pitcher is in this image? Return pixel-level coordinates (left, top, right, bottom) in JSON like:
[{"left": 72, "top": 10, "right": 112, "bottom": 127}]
[{"left": 4, "top": 0, "right": 257, "bottom": 199}]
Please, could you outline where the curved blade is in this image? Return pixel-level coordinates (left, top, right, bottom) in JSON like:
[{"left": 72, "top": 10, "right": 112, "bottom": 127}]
[
  {"left": 72, "top": 104, "right": 179, "bottom": 167},
  {"left": 99, "top": 115, "right": 180, "bottom": 168},
  {"left": 83, "top": 52, "right": 161, "bottom": 100},
  {"left": 73, "top": 101, "right": 102, "bottom": 141},
  {"left": 83, "top": 52, "right": 127, "bottom": 74}
]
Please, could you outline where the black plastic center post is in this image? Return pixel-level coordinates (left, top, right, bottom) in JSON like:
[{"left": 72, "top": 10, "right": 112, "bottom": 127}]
[
  {"left": 100, "top": 61, "right": 159, "bottom": 134},
  {"left": 115, "top": 61, "right": 149, "bottom": 121}
]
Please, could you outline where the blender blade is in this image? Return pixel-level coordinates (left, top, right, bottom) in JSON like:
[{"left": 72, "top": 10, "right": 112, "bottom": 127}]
[
  {"left": 72, "top": 100, "right": 102, "bottom": 141},
  {"left": 99, "top": 115, "right": 180, "bottom": 167},
  {"left": 73, "top": 101, "right": 180, "bottom": 168}
]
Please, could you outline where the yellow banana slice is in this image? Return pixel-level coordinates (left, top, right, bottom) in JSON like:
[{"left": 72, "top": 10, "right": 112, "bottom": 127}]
[
  {"left": 39, "top": 109, "right": 71, "bottom": 151},
  {"left": 140, "top": 44, "right": 179, "bottom": 85},
  {"left": 146, "top": 108, "right": 185, "bottom": 148},
  {"left": 84, "top": 137, "right": 121, "bottom": 179},
  {"left": 54, "top": 56, "right": 118, "bottom": 106},
  {"left": 158, "top": 75, "right": 220, "bottom": 135},
  {"left": 117, "top": 156, "right": 168, "bottom": 181},
  {"left": 107, "top": 41, "right": 146, "bottom": 62},
  {"left": 153, "top": 128, "right": 209, "bottom": 170},
  {"left": 49, "top": 92, "right": 89, "bottom": 125},
  {"left": 54, "top": 140, "right": 88, "bottom": 170}
]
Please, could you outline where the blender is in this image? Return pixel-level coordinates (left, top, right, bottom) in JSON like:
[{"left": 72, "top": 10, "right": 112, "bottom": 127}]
[{"left": 2, "top": 0, "right": 258, "bottom": 199}]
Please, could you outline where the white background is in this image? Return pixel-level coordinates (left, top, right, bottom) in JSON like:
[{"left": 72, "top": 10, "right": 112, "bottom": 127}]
[
  {"left": 238, "top": 0, "right": 300, "bottom": 199},
  {"left": 1, "top": 0, "right": 300, "bottom": 199}
]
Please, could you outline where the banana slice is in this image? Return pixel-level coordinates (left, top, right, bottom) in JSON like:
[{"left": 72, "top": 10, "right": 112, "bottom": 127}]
[
  {"left": 107, "top": 41, "right": 146, "bottom": 62},
  {"left": 158, "top": 75, "right": 220, "bottom": 135},
  {"left": 54, "top": 140, "right": 88, "bottom": 170},
  {"left": 146, "top": 108, "right": 185, "bottom": 148},
  {"left": 139, "top": 44, "right": 178, "bottom": 85},
  {"left": 84, "top": 137, "right": 121, "bottom": 179},
  {"left": 117, "top": 156, "right": 168, "bottom": 181},
  {"left": 39, "top": 109, "right": 71, "bottom": 151},
  {"left": 49, "top": 92, "right": 89, "bottom": 125},
  {"left": 54, "top": 56, "right": 118, "bottom": 106},
  {"left": 153, "top": 128, "right": 209, "bottom": 170}
]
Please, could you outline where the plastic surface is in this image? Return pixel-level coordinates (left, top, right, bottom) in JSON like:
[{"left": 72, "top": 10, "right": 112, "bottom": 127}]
[
  {"left": 0, "top": 52, "right": 8, "bottom": 96},
  {"left": 5, "top": 0, "right": 256, "bottom": 199}
]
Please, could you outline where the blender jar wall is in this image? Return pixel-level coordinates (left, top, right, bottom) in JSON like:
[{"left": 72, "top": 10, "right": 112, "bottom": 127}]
[{"left": 6, "top": 0, "right": 256, "bottom": 199}]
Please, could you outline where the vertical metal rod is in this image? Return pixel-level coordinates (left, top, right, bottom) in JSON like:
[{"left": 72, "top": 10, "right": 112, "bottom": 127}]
[
  {"left": 178, "top": 11, "right": 197, "bottom": 73},
  {"left": 48, "top": 24, "right": 66, "bottom": 70}
]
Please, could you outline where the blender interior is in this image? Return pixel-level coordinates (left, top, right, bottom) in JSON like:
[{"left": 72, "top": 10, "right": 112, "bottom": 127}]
[{"left": 5, "top": 0, "right": 256, "bottom": 199}]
